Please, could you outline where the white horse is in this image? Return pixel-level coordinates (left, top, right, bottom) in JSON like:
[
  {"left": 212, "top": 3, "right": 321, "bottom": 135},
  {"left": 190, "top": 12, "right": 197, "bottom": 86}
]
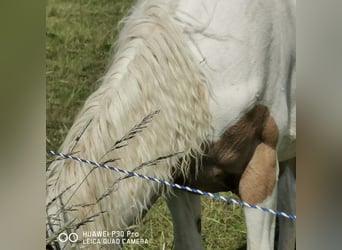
[{"left": 46, "top": 0, "right": 296, "bottom": 249}]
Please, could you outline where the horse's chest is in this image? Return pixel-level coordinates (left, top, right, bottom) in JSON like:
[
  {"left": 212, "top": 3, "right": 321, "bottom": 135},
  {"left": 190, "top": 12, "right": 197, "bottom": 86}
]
[{"left": 184, "top": 104, "right": 278, "bottom": 194}]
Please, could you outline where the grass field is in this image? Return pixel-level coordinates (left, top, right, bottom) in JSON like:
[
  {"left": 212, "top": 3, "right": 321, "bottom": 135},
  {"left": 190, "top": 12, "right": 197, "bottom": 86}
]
[{"left": 46, "top": 0, "right": 247, "bottom": 249}]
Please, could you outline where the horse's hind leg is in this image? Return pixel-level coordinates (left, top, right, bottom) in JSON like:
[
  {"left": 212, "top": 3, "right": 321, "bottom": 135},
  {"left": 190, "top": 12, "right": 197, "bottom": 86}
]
[
  {"left": 239, "top": 142, "right": 278, "bottom": 250},
  {"left": 277, "top": 158, "right": 296, "bottom": 250},
  {"left": 166, "top": 189, "right": 204, "bottom": 250}
]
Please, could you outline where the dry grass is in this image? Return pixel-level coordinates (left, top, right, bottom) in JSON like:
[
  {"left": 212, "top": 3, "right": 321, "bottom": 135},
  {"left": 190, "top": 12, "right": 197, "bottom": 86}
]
[{"left": 46, "top": 0, "right": 246, "bottom": 249}]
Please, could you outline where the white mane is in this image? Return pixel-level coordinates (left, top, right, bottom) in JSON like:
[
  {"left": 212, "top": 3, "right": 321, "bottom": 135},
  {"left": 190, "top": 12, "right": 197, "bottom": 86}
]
[{"left": 47, "top": 0, "right": 211, "bottom": 241}]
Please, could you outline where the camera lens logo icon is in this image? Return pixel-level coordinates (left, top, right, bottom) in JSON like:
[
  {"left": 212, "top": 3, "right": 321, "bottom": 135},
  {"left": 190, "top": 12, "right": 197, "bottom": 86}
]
[{"left": 58, "top": 232, "right": 78, "bottom": 243}]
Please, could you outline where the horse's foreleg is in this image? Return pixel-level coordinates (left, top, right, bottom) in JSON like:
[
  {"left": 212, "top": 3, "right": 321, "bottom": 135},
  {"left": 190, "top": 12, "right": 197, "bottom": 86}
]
[
  {"left": 166, "top": 189, "right": 204, "bottom": 250},
  {"left": 239, "top": 142, "right": 278, "bottom": 250},
  {"left": 277, "top": 158, "right": 296, "bottom": 250}
]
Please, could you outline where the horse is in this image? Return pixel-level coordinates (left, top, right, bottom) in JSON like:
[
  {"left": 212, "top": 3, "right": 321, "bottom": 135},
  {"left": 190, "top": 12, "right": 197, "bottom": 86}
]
[{"left": 46, "top": 0, "right": 296, "bottom": 249}]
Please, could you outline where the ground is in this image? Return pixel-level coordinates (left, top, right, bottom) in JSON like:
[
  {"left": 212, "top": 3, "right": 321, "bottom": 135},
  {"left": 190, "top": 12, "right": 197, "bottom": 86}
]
[{"left": 46, "top": 0, "right": 246, "bottom": 249}]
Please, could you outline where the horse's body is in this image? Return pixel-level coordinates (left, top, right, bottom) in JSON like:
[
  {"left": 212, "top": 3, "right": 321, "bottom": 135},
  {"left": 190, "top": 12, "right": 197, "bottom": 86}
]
[
  {"left": 47, "top": 0, "right": 296, "bottom": 249},
  {"left": 170, "top": 1, "right": 296, "bottom": 249}
]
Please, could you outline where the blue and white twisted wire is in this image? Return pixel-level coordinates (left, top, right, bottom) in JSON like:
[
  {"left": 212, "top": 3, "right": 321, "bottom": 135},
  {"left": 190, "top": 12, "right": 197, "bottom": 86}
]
[{"left": 47, "top": 149, "right": 296, "bottom": 220}]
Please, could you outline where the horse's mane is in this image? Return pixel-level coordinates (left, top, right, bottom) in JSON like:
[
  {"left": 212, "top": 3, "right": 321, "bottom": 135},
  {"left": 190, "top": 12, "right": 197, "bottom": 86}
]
[{"left": 47, "top": 0, "right": 211, "bottom": 236}]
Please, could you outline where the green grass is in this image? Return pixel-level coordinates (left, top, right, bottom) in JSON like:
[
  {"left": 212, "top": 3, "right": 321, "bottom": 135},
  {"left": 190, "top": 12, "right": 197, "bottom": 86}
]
[{"left": 46, "top": 0, "right": 246, "bottom": 249}]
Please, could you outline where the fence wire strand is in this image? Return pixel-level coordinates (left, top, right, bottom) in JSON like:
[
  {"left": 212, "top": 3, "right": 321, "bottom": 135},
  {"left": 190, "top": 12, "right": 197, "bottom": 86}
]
[{"left": 46, "top": 149, "right": 296, "bottom": 220}]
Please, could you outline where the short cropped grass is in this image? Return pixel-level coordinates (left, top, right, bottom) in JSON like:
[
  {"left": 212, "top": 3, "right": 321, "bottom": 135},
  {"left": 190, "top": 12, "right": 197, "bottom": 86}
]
[{"left": 46, "top": 0, "right": 246, "bottom": 249}]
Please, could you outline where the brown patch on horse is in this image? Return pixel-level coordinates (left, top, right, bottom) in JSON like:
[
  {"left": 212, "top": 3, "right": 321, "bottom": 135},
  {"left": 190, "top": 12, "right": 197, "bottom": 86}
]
[
  {"left": 239, "top": 142, "right": 277, "bottom": 204},
  {"left": 178, "top": 104, "right": 278, "bottom": 204},
  {"left": 239, "top": 110, "right": 278, "bottom": 204}
]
